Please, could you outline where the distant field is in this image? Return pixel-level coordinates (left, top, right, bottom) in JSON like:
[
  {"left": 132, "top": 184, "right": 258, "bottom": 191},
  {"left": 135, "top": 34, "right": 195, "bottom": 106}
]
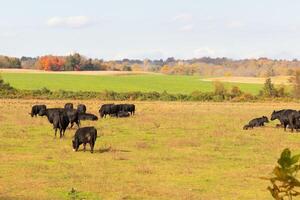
[
  {"left": 0, "top": 68, "right": 154, "bottom": 76},
  {"left": 203, "top": 76, "right": 292, "bottom": 85},
  {"left": 0, "top": 72, "right": 263, "bottom": 94},
  {"left": 1, "top": 100, "right": 300, "bottom": 199}
]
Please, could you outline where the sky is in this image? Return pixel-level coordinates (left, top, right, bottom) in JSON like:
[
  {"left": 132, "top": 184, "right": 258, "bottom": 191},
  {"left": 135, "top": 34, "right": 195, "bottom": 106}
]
[{"left": 1, "top": 0, "right": 300, "bottom": 60}]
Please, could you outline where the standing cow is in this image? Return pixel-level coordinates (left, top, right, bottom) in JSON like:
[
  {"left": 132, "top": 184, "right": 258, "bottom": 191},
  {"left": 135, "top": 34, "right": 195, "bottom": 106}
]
[
  {"left": 72, "top": 127, "right": 97, "bottom": 153},
  {"left": 52, "top": 111, "right": 70, "bottom": 138},
  {"left": 65, "top": 109, "right": 80, "bottom": 128},
  {"left": 120, "top": 104, "right": 135, "bottom": 115},
  {"left": 99, "top": 104, "right": 114, "bottom": 118},
  {"left": 30, "top": 104, "right": 46, "bottom": 117},
  {"left": 38, "top": 108, "right": 65, "bottom": 123}
]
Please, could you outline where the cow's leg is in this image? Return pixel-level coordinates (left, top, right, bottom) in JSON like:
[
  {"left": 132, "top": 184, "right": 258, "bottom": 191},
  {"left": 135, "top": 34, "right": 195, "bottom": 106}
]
[
  {"left": 83, "top": 143, "right": 86, "bottom": 152},
  {"left": 70, "top": 122, "right": 74, "bottom": 129},
  {"left": 54, "top": 128, "right": 57, "bottom": 137},
  {"left": 90, "top": 142, "right": 94, "bottom": 153},
  {"left": 289, "top": 119, "right": 295, "bottom": 133},
  {"left": 284, "top": 123, "right": 287, "bottom": 131},
  {"left": 76, "top": 120, "right": 80, "bottom": 128},
  {"left": 59, "top": 129, "right": 63, "bottom": 138}
]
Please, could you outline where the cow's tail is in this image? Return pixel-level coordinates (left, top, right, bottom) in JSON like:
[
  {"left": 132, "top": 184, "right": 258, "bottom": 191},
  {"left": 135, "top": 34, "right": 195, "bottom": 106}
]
[{"left": 93, "top": 128, "right": 97, "bottom": 143}]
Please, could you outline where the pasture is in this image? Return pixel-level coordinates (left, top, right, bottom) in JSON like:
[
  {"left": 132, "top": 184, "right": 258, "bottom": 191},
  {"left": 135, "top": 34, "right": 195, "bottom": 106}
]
[
  {"left": 1, "top": 100, "right": 299, "bottom": 200},
  {"left": 0, "top": 72, "right": 263, "bottom": 95}
]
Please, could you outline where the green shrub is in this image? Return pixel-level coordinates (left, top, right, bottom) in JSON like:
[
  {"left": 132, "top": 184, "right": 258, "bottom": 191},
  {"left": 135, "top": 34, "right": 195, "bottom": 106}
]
[{"left": 264, "top": 148, "right": 300, "bottom": 200}]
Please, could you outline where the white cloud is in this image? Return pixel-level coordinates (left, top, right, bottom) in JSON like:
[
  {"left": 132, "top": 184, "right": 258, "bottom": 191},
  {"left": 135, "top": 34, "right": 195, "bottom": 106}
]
[
  {"left": 227, "top": 20, "right": 244, "bottom": 28},
  {"left": 179, "top": 24, "right": 194, "bottom": 32},
  {"left": 0, "top": 31, "right": 18, "bottom": 38},
  {"left": 47, "top": 16, "right": 91, "bottom": 28},
  {"left": 114, "top": 50, "right": 166, "bottom": 60},
  {"left": 172, "top": 13, "right": 193, "bottom": 22},
  {"left": 194, "top": 47, "right": 216, "bottom": 57}
]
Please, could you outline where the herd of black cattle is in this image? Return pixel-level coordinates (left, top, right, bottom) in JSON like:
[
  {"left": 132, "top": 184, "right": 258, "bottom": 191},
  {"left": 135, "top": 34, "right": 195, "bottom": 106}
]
[
  {"left": 31, "top": 104, "right": 299, "bottom": 152},
  {"left": 30, "top": 103, "right": 135, "bottom": 153},
  {"left": 243, "top": 109, "right": 300, "bottom": 132}
]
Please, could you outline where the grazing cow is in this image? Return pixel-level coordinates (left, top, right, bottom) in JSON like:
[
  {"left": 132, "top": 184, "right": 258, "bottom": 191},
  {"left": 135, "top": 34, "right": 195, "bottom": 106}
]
[
  {"left": 79, "top": 113, "right": 98, "bottom": 121},
  {"left": 72, "top": 126, "right": 97, "bottom": 153},
  {"left": 271, "top": 109, "right": 290, "bottom": 127},
  {"left": 271, "top": 109, "right": 298, "bottom": 131},
  {"left": 30, "top": 104, "right": 46, "bottom": 117},
  {"left": 120, "top": 104, "right": 135, "bottom": 115},
  {"left": 52, "top": 111, "right": 70, "bottom": 138},
  {"left": 117, "top": 111, "right": 130, "bottom": 118},
  {"left": 243, "top": 116, "right": 269, "bottom": 130},
  {"left": 99, "top": 104, "right": 114, "bottom": 118},
  {"left": 110, "top": 104, "right": 121, "bottom": 117},
  {"left": 77, "top": 104, "right": 87, "bottom": 114},
  {"left": 64, "top": 103, "right": 74, "bottom": 110}
]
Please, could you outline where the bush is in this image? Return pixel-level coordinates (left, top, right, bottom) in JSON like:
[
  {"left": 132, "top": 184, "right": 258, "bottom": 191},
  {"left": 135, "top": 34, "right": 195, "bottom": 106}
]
[
  {"left": 264, "top": 148, "right": 300, "bottom": 200},
  {"left": 259, "top": 78, "right": 278, "bottom": 97},
  {"left": 213, "top": 81, "right": 227, "bottom": 100}
]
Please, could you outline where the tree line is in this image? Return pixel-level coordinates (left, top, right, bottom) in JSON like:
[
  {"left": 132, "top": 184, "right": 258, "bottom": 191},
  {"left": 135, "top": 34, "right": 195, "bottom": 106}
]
[{"left": 1, "top": 54, "right": 300, "bottom": 77}]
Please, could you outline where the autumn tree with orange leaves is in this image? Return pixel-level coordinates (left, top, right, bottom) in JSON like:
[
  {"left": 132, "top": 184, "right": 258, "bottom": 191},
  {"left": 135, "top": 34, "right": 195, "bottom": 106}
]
[{"left": 37, "top": 56, "right": 65, "bottom": 71}]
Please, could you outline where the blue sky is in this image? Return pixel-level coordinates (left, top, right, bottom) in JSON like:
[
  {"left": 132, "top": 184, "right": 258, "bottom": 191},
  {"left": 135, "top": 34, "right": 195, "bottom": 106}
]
[{"left": 1, "top": 0, "right": 300, "bottom": 60}]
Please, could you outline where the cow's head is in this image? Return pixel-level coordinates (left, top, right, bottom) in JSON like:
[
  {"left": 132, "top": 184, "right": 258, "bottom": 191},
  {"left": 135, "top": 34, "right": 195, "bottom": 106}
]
[
  {"left": 263, "top": 116, "right": 269, "bottom": 123},
  {"left": 92, "top": 115, "right": 98, "bottom": 120},
  {"left": 271, "top": 110, "right": 277, "bottom": 121},
  {"left": 38, "top": 108, "right": 47, "bottom": 116},
  {"left": 72, "top": 138, "right": 78, "bottom": 152},
  {"left": 99, "top": 110, "right": 104, "bottom": 118}
]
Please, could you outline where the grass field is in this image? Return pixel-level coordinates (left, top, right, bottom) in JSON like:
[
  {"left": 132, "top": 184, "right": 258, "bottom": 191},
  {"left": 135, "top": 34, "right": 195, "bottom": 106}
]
[
  {"left": 203, "top": 76, "right": 292, "bottom": 85},
  {"left": 1, "top": 99, "right": 300, "bottom": 199},
  {"left": 0, "top": 72, "right": 263, "bottom": 95}
]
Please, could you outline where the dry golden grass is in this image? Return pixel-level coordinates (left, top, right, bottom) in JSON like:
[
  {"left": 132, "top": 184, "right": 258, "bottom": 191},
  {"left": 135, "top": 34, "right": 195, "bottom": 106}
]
[
  {"left": 0, "top": 99, "right": 300, "bottom": 199},
  {"left": 202, "top": 76, "right": 292, "bottom": 85}
]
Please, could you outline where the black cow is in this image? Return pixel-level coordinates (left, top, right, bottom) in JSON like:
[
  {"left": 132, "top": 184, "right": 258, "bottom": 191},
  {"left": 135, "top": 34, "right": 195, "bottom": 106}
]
[
  {"left": 109, "top": 104, "right": 121, "bottom": 117},
  {"left": 65, "top": 109, "right": 80, "bottom": 128},
  {"left": 39, "top": 107, "right": 80, "bottom": 128},
  {"left": 79, "top": 113, "right": 98, "bottom": 121},
  {"left": 64, "top": 103, "right": 73, "bottom": 110},
  {"left": 99, "top": 104, "right": 114, "bottom": 118},
  {"left": 271, "top": 109, "right": 298, "bottom": 131},
  {"left": 118, "top": 111, "right": 130, "bottom": 118},
  {"left": 52, "top": 110, "right": 70, "bottom": 138},
  {"left": 287, "top": 111, "right": 300, "bottom": 132},
  {"left": 271, "top": 109, "right": 290, "bottom": 127},
  {"left": 120, "top": 104, "right": 135, "bottom": 115},
  {"left": 38, "top": 108, "right": 65, "bottom": 124},
  {"left": 243, "top": 116, "right": 269, "bottom": 130},
  {"left": 38, "top": 108, "right": 69, "bottom": 137},
  {"left": 72, "top": 126, "right": 97, "bottom": 153},
  {"left": 77, "top": 104, "right": 87, "bottom": 114},
  {"left": 30, "top": 104, "right": 47, "bottom": 117}
]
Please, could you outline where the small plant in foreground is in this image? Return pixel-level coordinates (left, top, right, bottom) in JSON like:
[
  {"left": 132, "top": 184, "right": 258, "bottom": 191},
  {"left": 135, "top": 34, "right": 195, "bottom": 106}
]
[
  {"left": 68, "top": 187, "right": 80, "bottom": 200},
  {"left": 265, "top": 148, "right": 300, "bottom": 200}
]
